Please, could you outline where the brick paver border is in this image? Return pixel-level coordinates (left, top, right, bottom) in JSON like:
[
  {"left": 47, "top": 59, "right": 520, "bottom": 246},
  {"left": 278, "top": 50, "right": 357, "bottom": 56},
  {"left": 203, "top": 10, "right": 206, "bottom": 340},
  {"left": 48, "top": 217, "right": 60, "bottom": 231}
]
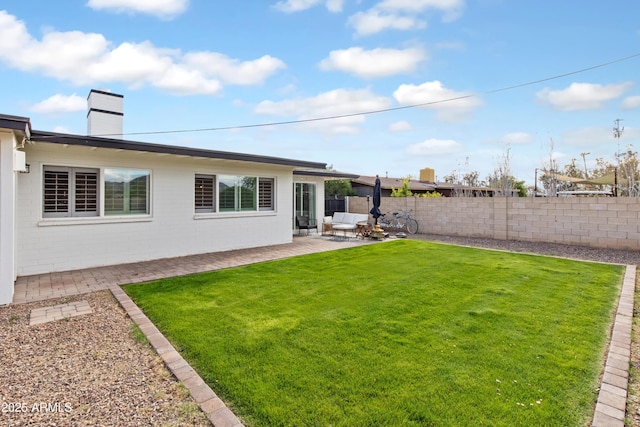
[
  {"left": 592, "top": 264, "right": 635, "bottom": 426},
  {"left": 109, "top": 285, "right": 244, "bottom": 427}
]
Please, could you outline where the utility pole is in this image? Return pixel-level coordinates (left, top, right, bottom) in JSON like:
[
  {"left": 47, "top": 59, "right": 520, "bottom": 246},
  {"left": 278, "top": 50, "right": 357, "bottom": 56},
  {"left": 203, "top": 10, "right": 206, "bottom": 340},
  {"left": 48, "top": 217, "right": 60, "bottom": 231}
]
[
  {"left": 612, "top": 119, "right": 625, "bottom": 197},
  {"left": 580, "top": 152, "right": 590, "bottom": 179},
  {"left": 613, "top": 119, "right": 624, "bottom": 139}
]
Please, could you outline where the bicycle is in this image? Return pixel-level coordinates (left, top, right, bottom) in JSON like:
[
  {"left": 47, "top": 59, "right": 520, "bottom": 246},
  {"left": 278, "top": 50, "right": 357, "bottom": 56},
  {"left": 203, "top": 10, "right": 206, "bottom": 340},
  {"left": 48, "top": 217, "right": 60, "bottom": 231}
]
[{"left": 379, "top": 209, "right": 419, "bottom": 234}]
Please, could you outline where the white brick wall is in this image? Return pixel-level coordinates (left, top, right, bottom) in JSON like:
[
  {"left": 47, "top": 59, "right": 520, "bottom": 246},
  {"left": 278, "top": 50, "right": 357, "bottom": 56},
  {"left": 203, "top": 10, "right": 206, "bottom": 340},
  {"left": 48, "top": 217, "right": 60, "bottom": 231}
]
[
  {"left": 16, "top": 142, "right": 300, "bottom": 276},
  {"left": 0, "top": 131, "right": 18, "bottom": 304}
]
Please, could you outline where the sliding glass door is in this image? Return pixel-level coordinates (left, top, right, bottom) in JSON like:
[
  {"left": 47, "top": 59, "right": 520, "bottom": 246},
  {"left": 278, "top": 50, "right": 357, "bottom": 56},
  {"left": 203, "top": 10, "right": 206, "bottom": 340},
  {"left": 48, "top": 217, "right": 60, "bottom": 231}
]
[{"left": 294, "top": 182, "right": 316, "bottom": 223}]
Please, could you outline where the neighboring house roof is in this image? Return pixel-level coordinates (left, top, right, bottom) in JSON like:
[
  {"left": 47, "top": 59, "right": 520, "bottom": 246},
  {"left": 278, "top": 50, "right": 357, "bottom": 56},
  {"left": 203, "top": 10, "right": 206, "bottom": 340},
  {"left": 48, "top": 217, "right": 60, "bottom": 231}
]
[
  {"left": 353, "top": 175, "right": 510, "bottom": 196},
  {"left": 434, "top": 182, "right": 493, "bottom": 191},
  {"left": 353, "top": 175, "right": 437, "bottom": 191}
]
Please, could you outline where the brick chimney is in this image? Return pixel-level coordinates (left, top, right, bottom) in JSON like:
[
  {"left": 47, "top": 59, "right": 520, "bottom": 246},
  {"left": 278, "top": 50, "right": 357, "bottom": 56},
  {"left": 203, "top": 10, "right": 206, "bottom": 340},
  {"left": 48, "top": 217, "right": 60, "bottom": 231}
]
[
  {"left": 87, "top": 89, "right": 124, "bottom": 138},
  {"left": 420, "top": 167, "right": 435, "bottom": 183}
]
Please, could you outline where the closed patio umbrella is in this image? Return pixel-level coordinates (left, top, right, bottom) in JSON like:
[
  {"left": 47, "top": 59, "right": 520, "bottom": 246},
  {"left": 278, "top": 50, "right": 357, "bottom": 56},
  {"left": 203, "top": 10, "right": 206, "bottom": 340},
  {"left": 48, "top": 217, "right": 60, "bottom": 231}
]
[{"left": 370, "top": 175, "right": 382, "bottom": 225}]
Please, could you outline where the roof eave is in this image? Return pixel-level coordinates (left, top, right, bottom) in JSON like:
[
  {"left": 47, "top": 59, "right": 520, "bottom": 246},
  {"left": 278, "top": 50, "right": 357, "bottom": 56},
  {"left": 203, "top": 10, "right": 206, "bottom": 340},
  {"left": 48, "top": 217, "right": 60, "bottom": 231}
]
[
  {"left": 294, "top": 169, "right": 359, "bottom": 179},
  {"left": 0, "top": 114, "right": 32, "bottom": 137},
  {"left": 30, "top": 130, "right": 326, "bottom": 169}
]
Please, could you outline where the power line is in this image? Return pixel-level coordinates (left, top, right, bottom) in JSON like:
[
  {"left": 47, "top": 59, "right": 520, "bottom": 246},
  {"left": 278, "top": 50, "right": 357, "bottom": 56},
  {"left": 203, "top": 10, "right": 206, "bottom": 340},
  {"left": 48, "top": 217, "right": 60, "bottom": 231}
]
[{"left": 64, "top": 52, "right": 640, "bottom": 138}]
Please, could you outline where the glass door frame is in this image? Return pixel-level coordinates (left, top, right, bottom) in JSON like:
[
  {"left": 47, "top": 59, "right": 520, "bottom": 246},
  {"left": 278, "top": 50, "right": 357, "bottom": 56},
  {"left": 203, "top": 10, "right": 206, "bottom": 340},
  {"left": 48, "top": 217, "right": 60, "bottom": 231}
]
[{"left": 294, "top": 182, "right": 317, "bottom": 227}]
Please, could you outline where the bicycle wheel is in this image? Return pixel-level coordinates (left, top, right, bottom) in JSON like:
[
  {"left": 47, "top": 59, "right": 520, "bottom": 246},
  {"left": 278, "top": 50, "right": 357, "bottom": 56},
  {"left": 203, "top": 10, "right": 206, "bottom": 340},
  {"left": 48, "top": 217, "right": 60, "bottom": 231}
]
[{"left": 406, "top": 218, "right": 418, "bottom": 234}]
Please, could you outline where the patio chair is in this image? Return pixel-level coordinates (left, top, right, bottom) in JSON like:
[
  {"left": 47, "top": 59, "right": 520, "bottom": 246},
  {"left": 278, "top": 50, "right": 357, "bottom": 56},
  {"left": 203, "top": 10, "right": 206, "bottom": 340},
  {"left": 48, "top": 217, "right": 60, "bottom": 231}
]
[{"left": 296, "top": 215, "right": 317, "bottom": 235}]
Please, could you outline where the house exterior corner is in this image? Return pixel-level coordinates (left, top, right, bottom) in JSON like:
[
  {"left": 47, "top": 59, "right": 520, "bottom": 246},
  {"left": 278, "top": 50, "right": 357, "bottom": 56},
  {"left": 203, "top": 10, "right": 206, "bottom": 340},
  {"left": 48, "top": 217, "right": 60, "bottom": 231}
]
[{"left": 0, "top": 109, "right": 330, "bottom": 303}]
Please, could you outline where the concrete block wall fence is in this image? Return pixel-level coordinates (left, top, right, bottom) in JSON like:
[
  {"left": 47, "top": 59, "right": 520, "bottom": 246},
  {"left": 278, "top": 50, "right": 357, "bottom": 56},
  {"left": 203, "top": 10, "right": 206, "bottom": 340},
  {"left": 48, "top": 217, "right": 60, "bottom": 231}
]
[{"left": 347, "top": 196, "right": 640, "bottom": 251}]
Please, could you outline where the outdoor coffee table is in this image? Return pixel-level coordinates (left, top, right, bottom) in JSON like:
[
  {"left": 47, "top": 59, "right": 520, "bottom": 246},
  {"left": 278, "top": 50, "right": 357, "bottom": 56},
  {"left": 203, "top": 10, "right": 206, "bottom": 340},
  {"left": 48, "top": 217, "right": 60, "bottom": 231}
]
[{"left": 332, "top": 223, "right": 357, "bottom": 239}]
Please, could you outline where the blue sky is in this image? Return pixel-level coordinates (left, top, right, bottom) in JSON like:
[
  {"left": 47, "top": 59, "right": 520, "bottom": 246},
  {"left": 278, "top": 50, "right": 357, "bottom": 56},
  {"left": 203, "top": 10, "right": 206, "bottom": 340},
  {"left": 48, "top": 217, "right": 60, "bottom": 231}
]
[{"left": 0, "top": 1, "right": 638, "bottom": 185}]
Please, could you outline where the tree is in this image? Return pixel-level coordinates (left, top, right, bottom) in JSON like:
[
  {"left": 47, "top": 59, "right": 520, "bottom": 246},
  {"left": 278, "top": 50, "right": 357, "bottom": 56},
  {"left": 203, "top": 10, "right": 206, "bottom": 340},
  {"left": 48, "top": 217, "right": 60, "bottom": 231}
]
[
  {"left": 591, "top": 145, "right": 640, "bottom": 196},
  {"left": 442, "top": 172, "right": 457, "bottom": 184},
  {"left": 547, "top": 144, "right": 640, "bottom": 197},
  {"left": 558, "top": 158, "right": 582, "bottom": 192},
  {"left": 390, "top": 177, "right": 413, "bottom": 197},
  {"left": 538, "top": 138, "right": 560, "bottom": 196},
  {"left": 513, "top": 178, "right": 527, "bottom": 197},
  {"left": 486, "top": 146, "right": 521, "bottom": 196},
  {"left": 616, "top": 145, "right": 639, "bottom": 196},
  {"left": 418, "top": 191, "right": 443, "bottom": 198},
  {"left": 463, "top": 171, "right": 482, "bottom": 187},
  {"left": 443, "top": 157, "right": 483, "bottom": 197},
  {"left": 324, "top": 165, "right": 356, "bottom": 197},
  {"left": 325, "top": 179, "right": 355, "bottom": 197}
]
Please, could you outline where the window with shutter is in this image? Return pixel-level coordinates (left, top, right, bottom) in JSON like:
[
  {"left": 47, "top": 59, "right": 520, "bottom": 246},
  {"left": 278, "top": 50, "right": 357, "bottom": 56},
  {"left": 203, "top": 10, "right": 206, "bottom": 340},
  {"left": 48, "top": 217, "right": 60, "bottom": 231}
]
[
  {"left": 43, "top": 166, "right": 99, "bottom": 218},
  {"left": 75, "top": 171, "right": 98, "bottom": 212},
  {"left": 43, "top": 169, "right": 69, "bottom": 215},
  {"left": 195, "top": 175, "right": 215, "bottom": 212},
  {"left": 258, "top": 178, "right": 274, "bottom": 211}
]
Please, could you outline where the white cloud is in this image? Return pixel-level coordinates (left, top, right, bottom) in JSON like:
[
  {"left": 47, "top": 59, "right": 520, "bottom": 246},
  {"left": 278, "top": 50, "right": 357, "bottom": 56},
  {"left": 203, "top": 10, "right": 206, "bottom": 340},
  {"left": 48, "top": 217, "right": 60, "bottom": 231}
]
[
  {"left": 30, "top": 94, "right": 87, "bottom": 114},
  {"left": 622, "top": 95, "right": 640, "bottom": 110},
  {"left": 562, "top": 126, "right": 624, "bottom": 147},
  {"left": 536, "top": 82, "right": 634, "bottom": 111},
  {"left": 254, "top": 88, "right": 391, "bottom": 134},
  {"left": 348, "top": 10, "right": 425, "bottom": 36},
  {"left": 622, "top": 127, "right": 640, "bottom": 140},
  {"left": 348, "top": 0, "right": 464, "bottom": 36},
  {"left": 52, "top": 125, "right": 72, "bottom": 133},
  {"left": 407, "top": 138, "right": 463, "bottom": 156},
  {"left": 319, "top": 47, "right": 425, "bottom": 78},
  {"left": 325, "top": 0, "right": 344, "bottom": 12},
  {"left": 152, "top": 64, "right": 222, "bottom": 96},
  {"left": 272, "top": 0, "right": 321, "bottom": 12},
  {"left": 389, "top": 120, "right": 412, "bottom": 131},
  {"left": 184, "top": 52, "right": 286, "bottom": 85},
  {"left": 502, "top": 132, "right": 533, "bottom": 145},
  {"left": 393, "top": 80, "right": 482, "bottom": 122},
  {"left": 377, "top": 0, "right": 464, "bottom": 21},
  {"left": 84, "top": 41, "right": 179, "bottom": 86},
  {"left": 0, "top": 11, "right": 285, "bottom": 96},
  {"left": 435, "top": 40, "right": 465, "bottom": 50},
  {"left": 272, "top": 0, "right": 343, "bottom": 13},
  {"left": 86, "top": 0, "right": 189, "bottom": 19}
]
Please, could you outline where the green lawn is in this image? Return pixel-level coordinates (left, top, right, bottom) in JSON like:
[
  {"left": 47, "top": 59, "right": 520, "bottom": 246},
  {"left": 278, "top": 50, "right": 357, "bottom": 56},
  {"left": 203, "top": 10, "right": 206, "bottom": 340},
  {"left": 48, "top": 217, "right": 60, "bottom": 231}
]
[{"left": 124, "top": 240, "right": 624, "bottom": 426}]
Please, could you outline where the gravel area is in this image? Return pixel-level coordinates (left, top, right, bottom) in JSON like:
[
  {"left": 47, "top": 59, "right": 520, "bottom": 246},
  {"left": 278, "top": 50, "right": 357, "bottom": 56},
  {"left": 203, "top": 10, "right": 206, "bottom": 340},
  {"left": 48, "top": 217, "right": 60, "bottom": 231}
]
[
  {"left": 1, "top": 236, "right": 639, "bottom": 426},
  {"left": 409, "top": 233, "right": 640, "bottom": 266},
  {"left": 0, "top": 290, "right": 210, "bottom": 427}
]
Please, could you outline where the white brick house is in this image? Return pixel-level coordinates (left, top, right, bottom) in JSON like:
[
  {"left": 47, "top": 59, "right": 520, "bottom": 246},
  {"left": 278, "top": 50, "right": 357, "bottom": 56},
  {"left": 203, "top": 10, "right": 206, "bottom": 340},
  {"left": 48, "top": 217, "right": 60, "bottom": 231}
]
[{"left": 0, "top": 90, "right": 341, "bottom": 304}]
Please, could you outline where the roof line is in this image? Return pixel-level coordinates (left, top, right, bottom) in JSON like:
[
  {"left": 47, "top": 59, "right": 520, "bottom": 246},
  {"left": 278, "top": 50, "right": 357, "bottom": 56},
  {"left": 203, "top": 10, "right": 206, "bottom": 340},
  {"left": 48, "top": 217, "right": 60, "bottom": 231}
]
[
  {"left": 30, "top": 129, "right": 326, "bottom": 169},
  {"left": 294, "top": 169, "right": 359, "bottom": 179}
]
